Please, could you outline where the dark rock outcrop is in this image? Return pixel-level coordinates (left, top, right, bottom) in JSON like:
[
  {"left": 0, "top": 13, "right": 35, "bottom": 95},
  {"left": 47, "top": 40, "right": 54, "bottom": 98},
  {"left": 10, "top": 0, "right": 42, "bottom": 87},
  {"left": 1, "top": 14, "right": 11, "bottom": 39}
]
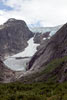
[
  {"left": 0, "top": 18, "right": 33, "bottom": 59},
  {"left": 33, "top": 32, "right": 50, "bottom": 44}
]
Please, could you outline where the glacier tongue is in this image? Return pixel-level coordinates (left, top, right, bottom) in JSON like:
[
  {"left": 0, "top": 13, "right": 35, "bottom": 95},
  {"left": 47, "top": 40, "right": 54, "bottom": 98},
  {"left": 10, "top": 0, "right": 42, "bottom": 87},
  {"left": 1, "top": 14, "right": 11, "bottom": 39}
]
[
  {"left": 13, "top": 37, "right": 40, "bottom": 57},
  {"left": 4, "top": 37, "right": 40, "bottom": 71},
  {"left": 4, "top": 57, "right": 31, "bottom": 71}
]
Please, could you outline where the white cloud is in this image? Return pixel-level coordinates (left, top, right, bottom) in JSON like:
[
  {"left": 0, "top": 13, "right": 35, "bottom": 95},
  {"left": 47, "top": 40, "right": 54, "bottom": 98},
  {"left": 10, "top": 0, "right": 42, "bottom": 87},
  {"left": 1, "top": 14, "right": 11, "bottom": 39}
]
[{"left": 0, "top": 0, "right": 67, "bottom": 27}]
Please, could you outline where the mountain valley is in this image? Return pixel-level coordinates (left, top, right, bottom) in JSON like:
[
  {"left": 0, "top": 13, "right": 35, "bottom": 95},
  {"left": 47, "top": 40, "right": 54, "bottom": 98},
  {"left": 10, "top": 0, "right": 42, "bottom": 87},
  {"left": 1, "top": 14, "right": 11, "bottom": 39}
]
[{"left": 0, "top": 18, "right": 67, "bottom": 100}]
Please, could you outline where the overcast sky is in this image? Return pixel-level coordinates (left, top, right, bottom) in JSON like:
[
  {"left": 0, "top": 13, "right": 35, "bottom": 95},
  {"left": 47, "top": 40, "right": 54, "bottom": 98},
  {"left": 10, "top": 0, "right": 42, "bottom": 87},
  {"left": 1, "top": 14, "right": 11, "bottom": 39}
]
[{"left": 0, "top": 0, "right": 67, "bottom": 27}]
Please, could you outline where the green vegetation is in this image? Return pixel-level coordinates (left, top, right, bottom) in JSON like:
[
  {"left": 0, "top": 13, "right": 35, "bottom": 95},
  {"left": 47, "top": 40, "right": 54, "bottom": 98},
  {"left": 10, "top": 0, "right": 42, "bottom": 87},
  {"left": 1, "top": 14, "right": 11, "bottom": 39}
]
[
  {"left": 42, "top": 56, "right": 67, "bottom": 74},
  {"left": 0, "top": 82, "right": 67, "bottom": 100}
]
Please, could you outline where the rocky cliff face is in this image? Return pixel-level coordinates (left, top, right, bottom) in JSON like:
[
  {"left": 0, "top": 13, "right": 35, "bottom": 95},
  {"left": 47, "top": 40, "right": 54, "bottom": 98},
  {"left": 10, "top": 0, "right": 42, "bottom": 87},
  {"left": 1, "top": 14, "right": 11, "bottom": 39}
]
[
  {"left": 0, "top": 59, "right": 15, "bottom": 83},
  {"left": 0, "top": 18, "right": 33, "bottom": 59},
  {"left": 33, "top": 32, "right": 50, "bottom": 44}
]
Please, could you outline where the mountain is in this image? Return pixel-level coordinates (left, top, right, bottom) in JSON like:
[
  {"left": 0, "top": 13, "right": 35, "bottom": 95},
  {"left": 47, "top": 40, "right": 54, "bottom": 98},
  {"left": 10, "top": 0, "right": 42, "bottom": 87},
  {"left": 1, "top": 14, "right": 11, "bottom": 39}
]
[
  {"left": 0, "top": 18, "right": 65, "bottom": 83},
  {"left": 3, "top": 22, "right": 61, "bottom": 72},
  {"left": 0, "top": 22, "right": 67, "bottom": 100},
  {"left": 4, "top": 25, "right": 61, "bottom": 72},
  {"left": 0, "top": 18, "right": 33, "bottom": 59},
  {"left": 18, "top": 23, "right": 67, "bottom": 83}
]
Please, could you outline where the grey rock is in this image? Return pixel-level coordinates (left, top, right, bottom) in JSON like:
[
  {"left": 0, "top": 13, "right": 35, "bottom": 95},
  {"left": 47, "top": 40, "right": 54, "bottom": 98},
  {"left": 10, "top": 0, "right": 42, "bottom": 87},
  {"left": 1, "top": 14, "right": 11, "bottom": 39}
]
[{"left": 0, "top": 18, "right": 34, "bottom": 59}]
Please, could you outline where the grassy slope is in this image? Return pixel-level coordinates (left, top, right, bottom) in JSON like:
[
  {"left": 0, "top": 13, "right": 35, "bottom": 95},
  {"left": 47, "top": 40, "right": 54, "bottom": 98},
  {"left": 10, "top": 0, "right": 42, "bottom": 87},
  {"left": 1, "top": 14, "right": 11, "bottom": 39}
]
[{"left": 0, "top": 82, "right": 67, "bottom": 100}]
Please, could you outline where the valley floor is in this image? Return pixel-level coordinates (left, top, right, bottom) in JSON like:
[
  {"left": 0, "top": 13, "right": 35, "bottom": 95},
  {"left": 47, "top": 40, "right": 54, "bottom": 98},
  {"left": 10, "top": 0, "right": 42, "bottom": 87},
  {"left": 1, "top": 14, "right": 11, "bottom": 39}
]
[{"left": 0, "top": 82, "right": 67, "bottom": 100}]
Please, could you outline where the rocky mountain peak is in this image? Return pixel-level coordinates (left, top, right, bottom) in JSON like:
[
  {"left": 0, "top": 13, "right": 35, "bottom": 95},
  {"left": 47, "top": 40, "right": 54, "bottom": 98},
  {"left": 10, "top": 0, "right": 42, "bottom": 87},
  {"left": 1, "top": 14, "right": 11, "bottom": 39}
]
[
  {"left": 4, "top": 18, "right": 27, "bottom": 27},
  {"left": 7, "top": 18, "right": 16, "bottom": 22},
  {"left": 0, "top": 19, "right": 34, "bottom": 59}
]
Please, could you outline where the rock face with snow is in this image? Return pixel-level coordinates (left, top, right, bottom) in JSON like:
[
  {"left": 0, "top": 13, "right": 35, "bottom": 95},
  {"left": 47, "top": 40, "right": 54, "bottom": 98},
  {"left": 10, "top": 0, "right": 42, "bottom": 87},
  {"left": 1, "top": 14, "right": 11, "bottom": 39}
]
[
  {"left": 0, "top": 18, "right": 33, "bottom": 59},
  {"left": 33, "top": 32, "right": 50, "bottom": 44},
  {"left": 18, "top": 23, "right": 67, "bottom": 83},
  {"left": 28, "top": 23, "right": 67, "bottom": 71},
  {"left": 30, "top": 25, "right": 62, "bottom": 47}
]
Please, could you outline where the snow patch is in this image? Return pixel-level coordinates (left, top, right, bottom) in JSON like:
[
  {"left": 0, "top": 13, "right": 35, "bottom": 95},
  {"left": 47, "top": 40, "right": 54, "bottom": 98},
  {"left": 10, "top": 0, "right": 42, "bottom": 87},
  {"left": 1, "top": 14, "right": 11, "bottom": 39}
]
[
  {"left": 43, "top": 38, "right": 46, "bottom": 40},
  {"left": 47, "top": 36, "right": 51, "bottom": 39}
]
